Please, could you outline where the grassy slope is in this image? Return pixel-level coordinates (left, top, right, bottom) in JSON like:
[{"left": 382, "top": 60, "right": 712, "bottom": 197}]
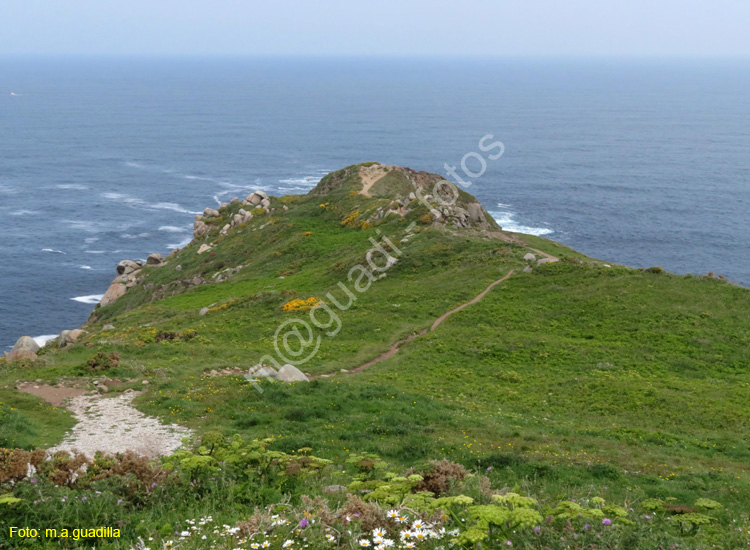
[{"left": 2, "top": 163, "right": 750, "bottom": 512}]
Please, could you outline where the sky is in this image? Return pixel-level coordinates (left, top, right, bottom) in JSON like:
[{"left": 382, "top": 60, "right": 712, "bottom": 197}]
[{"left": 1, "top": 0, "right": 749, "bottom": 57}]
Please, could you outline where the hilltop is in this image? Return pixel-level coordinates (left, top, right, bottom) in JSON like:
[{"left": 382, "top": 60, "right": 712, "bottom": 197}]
[{"left": 2, "top": 162, "right": 750, "bottom": 549}]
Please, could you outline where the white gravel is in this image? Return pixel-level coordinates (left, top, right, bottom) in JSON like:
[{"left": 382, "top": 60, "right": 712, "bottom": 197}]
[{"left": 49, "top": 390, "right": 192, "bottom": 458}]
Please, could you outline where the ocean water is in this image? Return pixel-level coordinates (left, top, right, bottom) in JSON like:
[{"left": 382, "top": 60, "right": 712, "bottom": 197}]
[{"left": 2, "top": 57, "right": 750, "bottom": 350}]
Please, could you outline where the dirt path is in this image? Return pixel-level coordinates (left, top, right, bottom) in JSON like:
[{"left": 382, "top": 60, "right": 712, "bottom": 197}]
[
  {"left": 313, "top": 269, "right": 516, "bottom": 379},
  {"left": 48, "top": 390, "right": 192, "bottom": 458},
  {"left": 359, "top": 164, "right": 392, "bottom": 197},
  {"left": 17, "top": 383, "right": 85, "bottom": 407},
  {"left": 431, "top": 270, "right": 515, "bottom": 331}
]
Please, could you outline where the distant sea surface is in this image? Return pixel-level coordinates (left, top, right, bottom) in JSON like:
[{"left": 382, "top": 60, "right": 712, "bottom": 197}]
[{"left": 2, "top": 57, "right": 750, "bottom": 349}]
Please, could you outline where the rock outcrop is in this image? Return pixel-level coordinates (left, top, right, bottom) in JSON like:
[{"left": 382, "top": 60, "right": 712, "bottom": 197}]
[
  {"left": 246, "top": 363, "right": 309, "bottom": 383},
  {"left": 4, "top": 336, "right": 40, "bottom": 361}
]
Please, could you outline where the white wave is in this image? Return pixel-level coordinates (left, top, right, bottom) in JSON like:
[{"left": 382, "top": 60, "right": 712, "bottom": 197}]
[
  {"left": 167, "top": 235, "right": 193, "bottom": 249},
  {"left": 102, "top": 192, "right": 201, "bottom": 215},
  {"left": 489, "top": 206, "right": 554, "bottom": 236},
  {"left": 42, "top": 248, "right": 66, "bottom": 254},
  {"left": 279, "top": 177, "right": 319, "bottom": 187},
  {"left": 33, "top": 334, "right": 58, "bottom": 347},
  {"left": 102, "top": 192, "right": 128, "bottom": 200},
  {"left": 124, "top": 161, "right": 145, "bottom": 169},
  {"left": 84, "top": 237, "right": 99, "bottom": 244},
  {"left": 9, "top": 209, "right": 38, "bottom": 216},
  {"left": 121, "top": 232, "right": 150, "bottom": 239},
  {"left": 63, "top": 220, "right": 101, "bottom": 233},
  {"left": 79, "top": 265, "right": 93, "bottom": 270},
  {"left": 57, "top": 184, "right": 88, "bottom": 190},
  {"left": 71, "top": 294, "right": 104, "bottom": 304},
  {"left": 0, "top": 184, "right": 18, "bottom": 195},
  {"left": 151, "top": 202, "right": 201, "bottom": 214},
  {"left": 159, "top": 225, "right": 189, "bottom": 233},
  {"left": 84, "top": 250, "right": 107, "bottom": 254}
]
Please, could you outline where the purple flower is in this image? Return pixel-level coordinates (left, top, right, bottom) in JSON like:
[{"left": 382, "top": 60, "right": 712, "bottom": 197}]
[
  {"left": 533, "top": 526, "right": 540, "bottom": 533},
  {"left": 354, "top": 513, "right": 360, "bottom": 518},
  {"left": 602, "top": 518, "right": 612, "bottom": 526},
  {"left": 81, "top": 496, "right": 87, "bottom": 502},
  {"left": 151, "top": 482, "right": 157, "bottom": 488},
  {"left": 31, "top": 478, "right": 37, "bottom": 483},
  {"left": 583, "top": 524, "right": 591, "bottom": 530},
  {"left": 506, "top": 540, "right": 513, "bottom": 546},
  {"left": 299, "top": 518, "right": 309, "bottom": 528},
  {"left": 486, "top": 467, "right": 493, "bottom": 472},
  {"left": 644, "top": 514, "right": 652, "bottom": 520},
  {"left": 33, "top": 501, "right": 38, "bottom": 505},
  {"left": 210, "top": 477, "right": 215, "bottom": 481},
  {"left": 117, "top": 500, "right": 123, "bottom": 505}
]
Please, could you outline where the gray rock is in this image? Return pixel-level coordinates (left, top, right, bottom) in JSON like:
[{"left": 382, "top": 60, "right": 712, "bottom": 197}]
[
  {"left": 260, "top": 197, "right": 271, "bottom": 209},
  {"left": 199, "top": 307, "right": 210, "bottom": 316},
  {"left": 220, "top": 202, "right": 229, "bottom": 208},
  {"left": 230, "top": 197, "right": 240, "bottom": 204},
  {"left": 116, "top": 259, "right": 141, "bottom": 275},
  {"left": 100, "top": 275, "right": 128, "bottom": 307},
  {"left": 255, "top": 367, "right": 278, "bottom": 379},
  {"left": 197, "top": 244, "right": 212, "bottom": 255},
  {"left": 276, "top": 364, "right": 309, "bottom": 383},
  {"left": 103, "top": 324, "right": 115, "bottom": 330},
  {"left": 7, "top": 336, "right": 40, "bottom": 361},
  {"left": 175, "top": 265, "right": 182, "bottom": 271},
  {"left": 203, "top": 208, "right": 220, "bottom": 218},
  {"left": 523, "top": 253, "right": 536, "bottom": 262},
  {"left": 466, "top": 202, "right": 486, "bottom": 224},
  {"left": 323, "top": 485, "right": 348, "bottom": 494},
  {"left": 246, "top": 192, "right": 263, "bottom": 206},
  {"left": 59, "top": 329, "right": 85, "bottom": 348},
  {"left": 147, "top": 253, "right": 164, "bottom": 265},
  {"left": 523, "top": 266, "right": 533, "bottom": 273},
  {"left": 193, "top": 220, "right": 209, "bottom": 237},
  {"left": 220, "top": 223, "right": 231, "bottom": 235}
]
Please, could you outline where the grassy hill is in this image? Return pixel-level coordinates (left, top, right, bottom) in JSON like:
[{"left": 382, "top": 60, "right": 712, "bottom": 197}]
[{"left": 2, "top": 163, "right": 749, "bottom": 548}]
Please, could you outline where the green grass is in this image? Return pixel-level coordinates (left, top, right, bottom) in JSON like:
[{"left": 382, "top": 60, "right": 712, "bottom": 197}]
[
  {"left": 0, "top": 389, "right": 75, "bottom": 449},
  {"left": 2, "top": 163, "right": 750, "bottom": 547}
]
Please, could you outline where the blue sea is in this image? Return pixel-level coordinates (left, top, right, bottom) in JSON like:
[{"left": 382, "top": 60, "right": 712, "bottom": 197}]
[{"left": 2, "top": 57, "right": 750, "bottom": 350}]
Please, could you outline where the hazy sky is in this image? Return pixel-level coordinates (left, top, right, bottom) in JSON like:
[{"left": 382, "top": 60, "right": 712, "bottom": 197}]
[{"left": 1, "top": 0, "right": 749, "bottom": 57}]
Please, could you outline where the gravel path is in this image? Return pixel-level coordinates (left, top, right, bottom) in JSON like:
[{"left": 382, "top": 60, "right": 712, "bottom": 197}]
[{"left": 49, "top": 390, "right": 192, "bottom": 458}]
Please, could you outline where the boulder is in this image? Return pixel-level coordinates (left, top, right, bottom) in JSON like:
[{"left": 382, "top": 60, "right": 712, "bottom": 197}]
[
  {"left": 146, "top": 253, "right": 164, "bottom": 266},
  {"left": 246, "top": 191, "right": 269, "bottom": 206},
  {"left": 100, "top": 276, "right": 128, "bottom": 307},
  {"left": 230, "top": 197, "right": 239, "bottom": 204},
  {"left": 232, "top": 213, "right": 244, "bottom": 226},
  {"left": 58, "top": 328, "right": 85, "bottom": 348},
  {"left": 203, "top": 208, "right": 220, "bottom": 218},
  {"left": 537, "top": 257, "right": 559, "bottom": 265},
  {"left": 260, "top": 197, "right": 271, "bottom": 209},
  {"left": 116, "top": 260, "right": 141, "bottom": 275},
  {"left": 197, "top": 244, "right": 212, "bottom": 255},
  {"left": 276, "top": 364, "right": 309, "bottom": 383},
  {"left": 466, "top": 202, "right": 487, "bottom": 224},
  {"left": 220, "top": 223, "right": 231, "bottom": 235},
  {"left": 103, "top": 324, "right": 115, "bottom": 330},
  {"left": 523, "top": 253, "right": 536, "bottom": 262},
  {"left": 220, "top": 202, "right": 229, "bottom": 208},
  {"left": 199, "top": 307, "right": 210, "bottom": 316},
  {"left": 193, "top": 220, "right": 209, "bottom": 237},
  {"left": 7, "top": 336, "right": 40, "bottom": 361},
  {"left": 523, "top": 266, "right": 533, "bottom": 273}
]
